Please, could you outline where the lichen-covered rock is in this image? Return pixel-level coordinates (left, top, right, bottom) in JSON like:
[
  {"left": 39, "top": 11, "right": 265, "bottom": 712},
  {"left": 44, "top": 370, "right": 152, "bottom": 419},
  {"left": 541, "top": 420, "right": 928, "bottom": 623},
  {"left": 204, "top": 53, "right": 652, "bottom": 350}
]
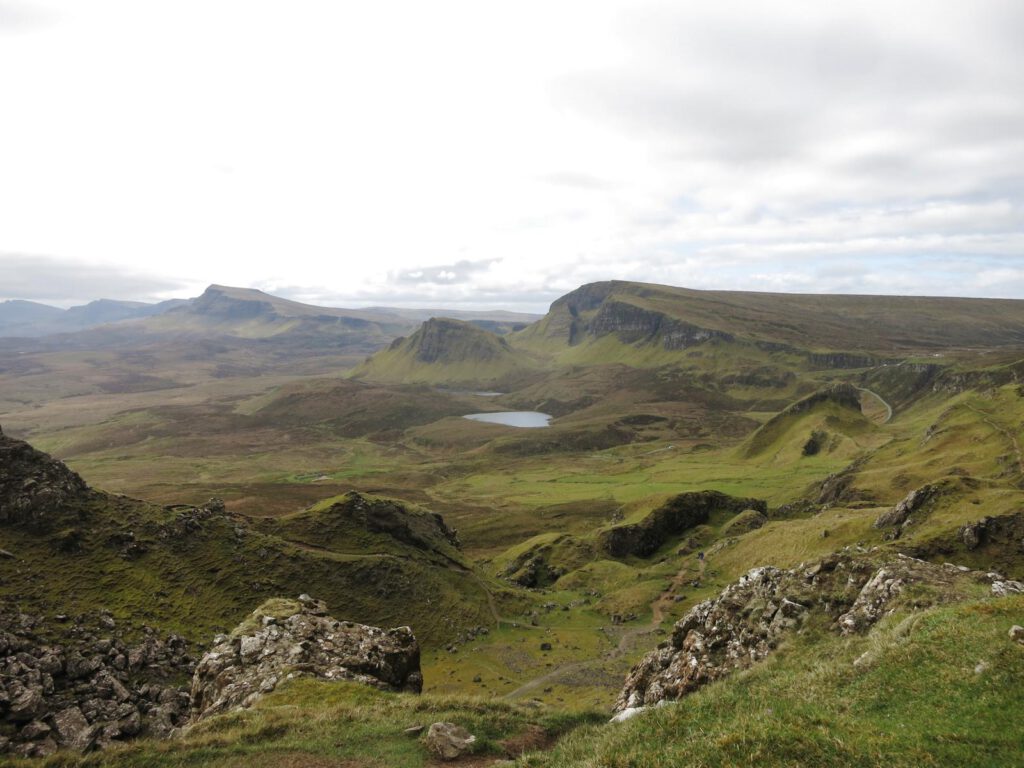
[
  {"left": 614, "top": 552, "right": 1013, "bottom": 712},
  {"left": 190, "top": 596, "right": 422, "bottom": 719},
  {"left": 422, "top": 722, "right": 476, "bottom": 760},
  {"left": 991, "top": 579, "right": 1024, "bottom": 597}
]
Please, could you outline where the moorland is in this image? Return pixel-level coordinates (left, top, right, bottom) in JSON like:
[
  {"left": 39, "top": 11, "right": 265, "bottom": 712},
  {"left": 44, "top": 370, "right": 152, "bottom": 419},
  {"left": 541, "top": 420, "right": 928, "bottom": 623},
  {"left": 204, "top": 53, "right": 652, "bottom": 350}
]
[{"left": 1, "top": 279, "right": 1022, "bottom": 766}]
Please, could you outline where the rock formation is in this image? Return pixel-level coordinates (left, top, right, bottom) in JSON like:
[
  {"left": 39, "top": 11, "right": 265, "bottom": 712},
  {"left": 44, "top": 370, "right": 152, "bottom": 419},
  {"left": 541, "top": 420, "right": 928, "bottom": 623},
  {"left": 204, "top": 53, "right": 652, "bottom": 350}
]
[
  {"left": 874, "top": 483, "right": 939, "bottom": 530},
  {"left": 614, "top": 551, "right": 1019, "bottom": 712},
  {"left": 0, "top": 608, "right": 193, "bottom": 758},
  {"left": 599, "top": 491, "right": 766, "bottom": 558},
  {"left": 190, "top": 595, "right": 422, "bottom": 719},
  {"left": 0, "top": 426, "right": 91, "bottom": 528}
]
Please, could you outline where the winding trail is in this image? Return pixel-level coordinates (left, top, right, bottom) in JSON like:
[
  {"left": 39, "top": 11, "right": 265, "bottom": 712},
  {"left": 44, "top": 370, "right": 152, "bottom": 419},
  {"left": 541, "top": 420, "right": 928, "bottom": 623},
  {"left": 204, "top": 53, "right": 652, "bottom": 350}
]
[
  {"left": 465, "top": 569, "right": 539, "bottom": 630},
  {"left": 503, "top": 560, "right": 697, "bottom": 700},
  {"left": 856, "top": 386, "right": 893, "bottom": 424}
]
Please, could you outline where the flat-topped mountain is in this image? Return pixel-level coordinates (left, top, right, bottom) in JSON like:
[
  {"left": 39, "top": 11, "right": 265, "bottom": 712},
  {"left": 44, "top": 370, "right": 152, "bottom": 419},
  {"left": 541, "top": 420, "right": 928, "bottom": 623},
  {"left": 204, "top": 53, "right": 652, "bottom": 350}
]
[{"left": 518, "top": 280, "right": 1024, "bottom": 355}]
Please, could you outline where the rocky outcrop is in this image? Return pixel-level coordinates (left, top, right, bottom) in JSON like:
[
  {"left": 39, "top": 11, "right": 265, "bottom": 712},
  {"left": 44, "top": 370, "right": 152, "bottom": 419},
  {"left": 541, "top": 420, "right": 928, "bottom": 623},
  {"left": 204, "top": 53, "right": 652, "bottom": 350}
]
[
  {"left": 874, "top": 484, "right": 940, "bottom": 530},
  {"left": 313, "top": 492, "right": 460, "bottom": 552},
  {"left": 614, "top": 552, "right": 1014, "bottom": 712},
  {"left": 0, "top": 608, "right": 193, "bottom": 758},
  {"left": 958, "top": 511, "right": 1024, "bottom": 552},
  {"left": 190, "top": 596, "right": 422, "bottom": 720},
  {"left": 0, "top": 426, "right": 91, "bottom": 528},
  {"left": 538, "top": 283, "right": 733, "bottom": 350},
  {"left": 600, "top": 492, "right": 766, "bottom": 558}
]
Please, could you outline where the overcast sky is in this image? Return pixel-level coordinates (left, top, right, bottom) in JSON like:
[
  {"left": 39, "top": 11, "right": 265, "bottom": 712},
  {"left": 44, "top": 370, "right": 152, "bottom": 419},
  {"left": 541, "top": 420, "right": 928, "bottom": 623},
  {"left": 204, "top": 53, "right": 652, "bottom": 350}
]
[{"left": 1, "top": 1, "right": 1022, "bottom": 311}]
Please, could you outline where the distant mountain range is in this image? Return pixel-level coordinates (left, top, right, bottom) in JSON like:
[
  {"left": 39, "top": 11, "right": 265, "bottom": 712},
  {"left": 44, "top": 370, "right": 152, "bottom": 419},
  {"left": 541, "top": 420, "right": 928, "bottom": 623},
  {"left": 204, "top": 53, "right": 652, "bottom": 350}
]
[
  {"left": 0, "top": 285, "right": 542, "bottom": 339},
  {"left": 0, "top": 297, "right": 189, "bottom": 337}
]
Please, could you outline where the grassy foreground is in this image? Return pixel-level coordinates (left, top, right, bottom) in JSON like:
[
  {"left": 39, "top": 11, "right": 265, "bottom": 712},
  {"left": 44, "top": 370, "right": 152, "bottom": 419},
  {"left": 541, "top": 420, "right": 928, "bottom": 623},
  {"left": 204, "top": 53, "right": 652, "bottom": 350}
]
[
  {"left": 525, "top": 595, "right": 1024, "bottom": 768},
  {"left": 8, "top": 595, "right": 1018, "bottom": 768},
  {"left": 16, "top": 681, "right": 600, "bottom": 768}
]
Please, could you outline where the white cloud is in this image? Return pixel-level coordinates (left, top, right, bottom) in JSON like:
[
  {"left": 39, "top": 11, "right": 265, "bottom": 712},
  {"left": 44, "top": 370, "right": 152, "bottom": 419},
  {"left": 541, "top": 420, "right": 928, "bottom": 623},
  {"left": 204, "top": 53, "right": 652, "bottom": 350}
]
[{"left": 0, "top": 0, "right": 1021, "bottom": 310}]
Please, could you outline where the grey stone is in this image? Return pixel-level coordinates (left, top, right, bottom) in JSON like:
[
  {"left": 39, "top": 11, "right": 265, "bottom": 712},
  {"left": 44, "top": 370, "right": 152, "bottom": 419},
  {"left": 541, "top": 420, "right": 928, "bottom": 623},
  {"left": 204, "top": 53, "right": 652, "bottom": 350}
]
[
  {"left": 52, "top": 706, "right": 98, "bottom": 752},
  {"left": 422, "top": 722, "right": 476, "bottom": 760},
  {"left": 190, "top": 597, "right": 422, "bottom": 720}
]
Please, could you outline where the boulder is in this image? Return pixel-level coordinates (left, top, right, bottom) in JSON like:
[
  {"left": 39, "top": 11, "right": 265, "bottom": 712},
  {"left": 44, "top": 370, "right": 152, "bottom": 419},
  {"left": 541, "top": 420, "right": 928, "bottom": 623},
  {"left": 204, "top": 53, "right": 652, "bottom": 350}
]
[
  {"left": 190, "top": 596, "right": 422, "bottom": 720},
  {"left": 52, "top": 706, "right": 98, "bottom": 752},
  {"left": 0, "top": 607, "right": 193, "bottom": 755},
  {"left": 422, "top": 722, "right": 476, "bottom": 760}
]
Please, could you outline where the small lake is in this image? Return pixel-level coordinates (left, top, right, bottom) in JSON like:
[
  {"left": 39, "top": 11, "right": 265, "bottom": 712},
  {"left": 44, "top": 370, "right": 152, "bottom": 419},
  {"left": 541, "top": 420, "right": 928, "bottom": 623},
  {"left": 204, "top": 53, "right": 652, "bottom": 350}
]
[{"left": 463, "top": 411, "right": 552, "bottom": 428}]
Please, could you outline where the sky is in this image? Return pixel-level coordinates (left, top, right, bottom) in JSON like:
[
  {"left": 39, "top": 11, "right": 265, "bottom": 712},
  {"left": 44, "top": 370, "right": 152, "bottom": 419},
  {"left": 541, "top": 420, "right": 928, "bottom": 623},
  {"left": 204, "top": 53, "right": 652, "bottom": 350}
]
[{"left": 1, "top": 1, "right": 1022, "bottom": 312}]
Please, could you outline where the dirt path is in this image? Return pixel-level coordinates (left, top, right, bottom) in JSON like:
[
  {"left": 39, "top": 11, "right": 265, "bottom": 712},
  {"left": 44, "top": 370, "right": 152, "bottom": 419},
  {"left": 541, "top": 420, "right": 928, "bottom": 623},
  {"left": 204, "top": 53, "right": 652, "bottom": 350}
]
[
  {"left": 503, "top": 560, "right": 697, "bottom": 700},
  {"left": 856, "top": 386, "right": 893, "bottom": 424}
]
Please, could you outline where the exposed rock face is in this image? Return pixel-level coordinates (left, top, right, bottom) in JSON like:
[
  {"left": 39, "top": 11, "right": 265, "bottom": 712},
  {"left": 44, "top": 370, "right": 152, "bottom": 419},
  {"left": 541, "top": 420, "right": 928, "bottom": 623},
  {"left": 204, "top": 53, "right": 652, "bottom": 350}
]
[
  {"left": 614, "top": 552, "right": 1011, "bottom": 712},
  {"left": 600, "top": 491, "right": 766, "bottom": 558},
  {"left": 539, "top": 283, "right": 736, "bottom": 350},
  {"left": 874, "top": 484, "right": 939, "bottom": 530},
  {"left": 0, "top": 427, "right": 90, "bottom": 527},
  {"left": 588, "top": 299, "right": 732, "bottom": 350},
  {"left": 0, "top": 608, "right": 193, "bottom": 757},
  {"left": 958, "top": 511, "right": 1024, "bottom": 552},
  {"left": 190, "top": 596, "right": 422, "bottom": 720}
]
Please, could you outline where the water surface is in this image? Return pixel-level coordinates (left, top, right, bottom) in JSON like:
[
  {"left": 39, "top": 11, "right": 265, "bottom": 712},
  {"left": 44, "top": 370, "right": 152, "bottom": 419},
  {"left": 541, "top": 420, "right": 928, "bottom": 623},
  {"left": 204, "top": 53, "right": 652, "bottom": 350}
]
[{"left": 463, "top": 411, "right": 552, "bottom": 428}]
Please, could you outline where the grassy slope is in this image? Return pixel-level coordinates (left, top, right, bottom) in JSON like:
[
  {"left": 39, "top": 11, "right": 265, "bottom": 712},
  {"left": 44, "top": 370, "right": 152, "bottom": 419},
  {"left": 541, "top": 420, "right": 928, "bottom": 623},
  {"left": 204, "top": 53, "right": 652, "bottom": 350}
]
[
  {"left": 15, "top": 597, "right": 1022, "bottom": 767},
  {"left": 527, "top": 595, "right": 1024, "bottom": 768},
  {"left": 0, "top": 490, "right": 496, "bottom": 647}
]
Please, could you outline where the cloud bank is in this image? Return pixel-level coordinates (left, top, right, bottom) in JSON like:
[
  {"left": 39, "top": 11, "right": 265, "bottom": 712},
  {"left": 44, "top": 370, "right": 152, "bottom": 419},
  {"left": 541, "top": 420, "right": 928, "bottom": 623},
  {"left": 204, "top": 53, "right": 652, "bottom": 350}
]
[{"left": 0, "top": 1, "right": 1021, "bottom": 310}]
